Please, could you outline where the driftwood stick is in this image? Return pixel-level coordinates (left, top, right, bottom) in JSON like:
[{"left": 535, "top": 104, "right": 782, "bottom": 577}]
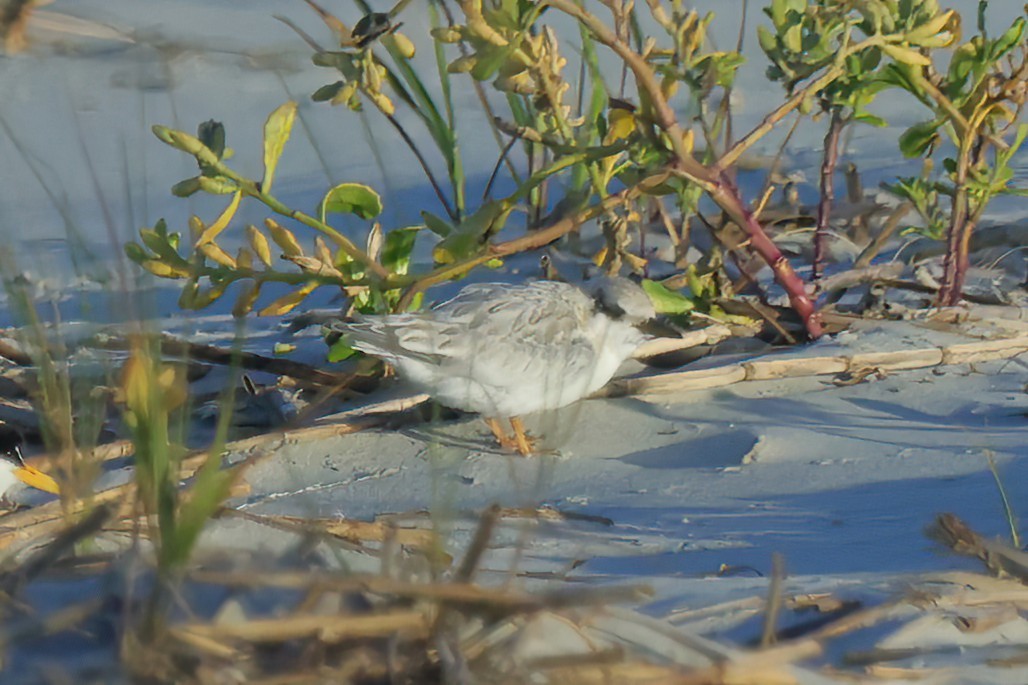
[{"left": 604, "top": 330, "right": 1028, "bottom": 398}]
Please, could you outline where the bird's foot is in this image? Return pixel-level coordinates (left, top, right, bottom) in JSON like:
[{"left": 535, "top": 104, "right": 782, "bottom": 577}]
[
  {"left": 483, "top": 417, "right": 538, "bottom": 456},
  {"left": 508, "top": 416, "right": 537, "bottom": 456}
]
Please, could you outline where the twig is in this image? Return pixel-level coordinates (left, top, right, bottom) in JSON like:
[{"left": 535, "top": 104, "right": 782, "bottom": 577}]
[
  {"left": 0, "top": 503, "right": 113, "bottom": 594},
  {"left": 88, "top": 333, "right": 356, "bottom": 388},
  {"left": 930, "top": 513, "right": 1028, "bottom": 582},
  {"left": 760, "top": 552, "right": 785, "bottom": 648}
]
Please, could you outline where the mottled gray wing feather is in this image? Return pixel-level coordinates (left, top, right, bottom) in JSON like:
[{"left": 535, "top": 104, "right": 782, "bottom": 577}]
[{"left": 341, "top": 281, "right": 596, "bottom": 380}]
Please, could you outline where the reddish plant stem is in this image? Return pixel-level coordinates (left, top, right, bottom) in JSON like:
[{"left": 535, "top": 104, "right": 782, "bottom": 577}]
[
  {"left": 546, "top": 0, "right": 825, "bottom": 339},
  {"left": 936, "top": 150, "right": 973, "bottom": 305},
  {"left": 708, "top": 173, "right": 823, "bottom": 337},
  {"left": 814, "top": 110, "right": 845, "bottom": 281}
]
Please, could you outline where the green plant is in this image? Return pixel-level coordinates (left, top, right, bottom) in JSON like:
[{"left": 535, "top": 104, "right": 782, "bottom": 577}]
[
  {"left": 0, "top": 253, "right": 105, "bottom": 508},
  {"left": 120, "top": 335, "right": 240, "bottom": 575},
  {"left": 134, "top": 2, "right": 1027, "bottom": 343},
  {"left": 880, "top": 3, "right": 1027, "bottom": 304}
]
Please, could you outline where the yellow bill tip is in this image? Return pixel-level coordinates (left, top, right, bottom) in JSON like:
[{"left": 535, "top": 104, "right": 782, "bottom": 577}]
[{"left": 14, "top": 465, "right": 60, "bottom": 495}]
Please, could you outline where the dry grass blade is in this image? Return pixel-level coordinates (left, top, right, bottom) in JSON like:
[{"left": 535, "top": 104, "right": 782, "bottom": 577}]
[
  {"left": 0, "top": 504, "right": 113, "bottom": 593},
  {"left": 221, "top": 509, "right": 436, "bottom": 550},
  {"left": 173, "top": 608, "right": 430, "bottom": 644},
  {"left": 454, "top": 503, "right": 500, "bottom": 583},
  {"left": 187, "top": 568, "right": 649, "bottom": 614},
  {"left": 0, "top": 597, "right": 106, "bottom": 649},
  {"left": 760, "top": 552, "right": 785, "bottom": 647}
]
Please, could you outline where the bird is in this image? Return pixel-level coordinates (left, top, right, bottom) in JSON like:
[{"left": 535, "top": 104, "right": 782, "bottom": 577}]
[
  {"left": 0, "top": 444, "right": 60, "bottom": 504},
  {"left": 335, "top": 277, "right": 656, "bottom": 455}
]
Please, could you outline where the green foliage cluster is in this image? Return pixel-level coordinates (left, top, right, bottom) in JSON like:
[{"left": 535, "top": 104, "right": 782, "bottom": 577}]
[{"left": 128, "top": 0, "right": 1027, "bottom": 339}]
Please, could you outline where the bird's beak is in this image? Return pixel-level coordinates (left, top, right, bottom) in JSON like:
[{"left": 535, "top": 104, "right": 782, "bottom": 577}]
[{"left": 14, "top": 464, "right": 60, "bottom": 494}]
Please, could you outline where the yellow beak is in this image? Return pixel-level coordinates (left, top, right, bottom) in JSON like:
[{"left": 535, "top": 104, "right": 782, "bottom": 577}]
[{"left": 14, "top": 465, "right": 60, "bottom": 494}]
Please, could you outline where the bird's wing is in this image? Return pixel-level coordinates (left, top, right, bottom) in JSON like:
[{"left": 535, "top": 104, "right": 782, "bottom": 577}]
[
  {"left": 338, "top": 314, "right": 450, "bottom": 364},
  {"left": 341, "top": 281, "right": 596, "bottom": 371}
]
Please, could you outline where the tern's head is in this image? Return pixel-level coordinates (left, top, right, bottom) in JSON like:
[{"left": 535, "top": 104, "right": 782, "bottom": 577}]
[
  {"left": 0, "top": 446, "right": 60, "bottom": 497},
  {"left": 589, "top": 276, "right": 657, "bottom": 325}
]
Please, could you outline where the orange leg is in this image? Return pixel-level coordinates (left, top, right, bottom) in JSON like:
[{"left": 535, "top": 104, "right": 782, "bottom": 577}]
[
  {"left": 484, "top": 417, "right": 516, "bottom": 450},
  {"left": 509, "top": 416, "right": 535, "bottom": 456}
]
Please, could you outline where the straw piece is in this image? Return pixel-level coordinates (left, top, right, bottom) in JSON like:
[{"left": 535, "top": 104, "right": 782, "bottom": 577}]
[
  {"left": 743, "top": 355, "right": 848, "bottom": 380},
  {"left": 229, "top": 510, "right": 436, "bottom": 549},
  {"left": 632, "top": 325, "right": 732, "bottom": 359},
  {"left": 942, "top": 335, "right": 1028, "bottom": 365},
  {"left": 606, "top": 364, "right": 747, "bottom": 396},
  {"left": 847, "top": 347, "right": 945, "bottom": 371}
]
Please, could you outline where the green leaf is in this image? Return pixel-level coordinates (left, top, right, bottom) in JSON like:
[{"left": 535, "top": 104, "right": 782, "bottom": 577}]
[
  {"left": 997, "top": 124, "right": 1028, "bottom": 166},
  {"left": 471, "top": 45, "right": 513, "bottom": 81},
  {"left": 382, "top": 227, "right": 420, "bottom": 275},
  {"left": 312, "top": 81, "right": 346, "bottom": 102},
  {"left": 262, "top": 101, "right": 298, "bottom": 194},
  {"left": 319, "top": 183, "right": 384, "bottom": 221},
  {"left": 421, "top": 210, "right": 454, "bottom": 237},
  {"left": 641, "top": 279, "right": 695, "bottom": 315},
  {"left": 152, "top": 126, "right": 220, "bottom": 167},
  {"left": 327, "top": 337, "right": 358, "bottom": 362},
  {"left": 171, "top": 177, "right": 202, "bottom": 197},
  {"left": 757, "top": 24, "right": 778, "bottom": 56},
  {"left": 853, "top": 112, "right": 888, "bottom": 128},
  {"left": 898, "top": 119, "right": 941, "bottom": 157},
  {"left": 992, "top": 18, "right": 1026, "bottom": 60},
  {"left": 433, "top": 230, "right": 485, "bottom": 264},
  {"left": 124, "top": 242, "right": 150, "bottom": 263}
]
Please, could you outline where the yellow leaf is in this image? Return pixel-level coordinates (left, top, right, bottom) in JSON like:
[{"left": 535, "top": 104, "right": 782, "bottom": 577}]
[
  {"left": 882, "top": 43, "right": 932, "bottom": 67},
  {"left": 232, "top": 281, "right": 261, "bottom": 318},
  {"left": 236, "top": 247, "right": 254, "bottom": 271},
  {"left": 141, "top": 260, "right": 189, "bottom": 279},
  {"left": 265, "top": 218, "right": 303, "bottom": 257},
  {"left": 682, "top": 128, "right": 695, "bottom": 155},
  {"left": 189, "top": 215, "right": 205, "bottom": 242},
  {"left": 199, "top": 243, "right": 236, "bottom": 268},
  {"left": 195, "top": 191, "right": 242, "bottom": 246},
  {"left": 315, "top": 236, "right": 333, "bottom": 266},
  {"left": 262, "top": 102, "right": 297, "bottom": 194},
  {"left": 907, "top": 10, "right": 955, "bottom": 44},
  {"left": 258, "top": 283, "right": 317, "bottom": 317},
  {"left": 384, "top": 32, "right": 415, "bottom": 58},
  {"left": 121, "top": 349, "right": 151, "bottom": 421},
  {"left": 248, "top": 225, "right": 273, "bottom": 266},
  {"left": 605, "top": 108, "right": 636, "bottom": 143},
  {"left": 368, "top": 92, "right": 395, "bottom": 116},
  {"left": 157, "top": 365, "right": 187, "bottom": 412}
]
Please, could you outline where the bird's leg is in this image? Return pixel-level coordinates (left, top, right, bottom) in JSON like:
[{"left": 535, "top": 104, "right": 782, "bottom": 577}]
[
  {"left": 509, "top": 416, "right": 535, "bottom": 456},
  {"left": 484, "top": 417, "right": 516, "bottom": 450}
]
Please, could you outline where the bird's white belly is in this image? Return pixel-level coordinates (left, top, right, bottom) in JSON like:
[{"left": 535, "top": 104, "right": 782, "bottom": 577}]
[{"left": 395, "top": 318, "right": 640, "bottom": 418}]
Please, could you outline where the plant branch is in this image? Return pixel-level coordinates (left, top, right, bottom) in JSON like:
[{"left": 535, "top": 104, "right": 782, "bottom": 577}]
[
  {"left": 814, "top": 109, "right": 845, "bottom": 281},
  {"left": 545, "top": 0, "right": 824, "bottom": 338}
]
